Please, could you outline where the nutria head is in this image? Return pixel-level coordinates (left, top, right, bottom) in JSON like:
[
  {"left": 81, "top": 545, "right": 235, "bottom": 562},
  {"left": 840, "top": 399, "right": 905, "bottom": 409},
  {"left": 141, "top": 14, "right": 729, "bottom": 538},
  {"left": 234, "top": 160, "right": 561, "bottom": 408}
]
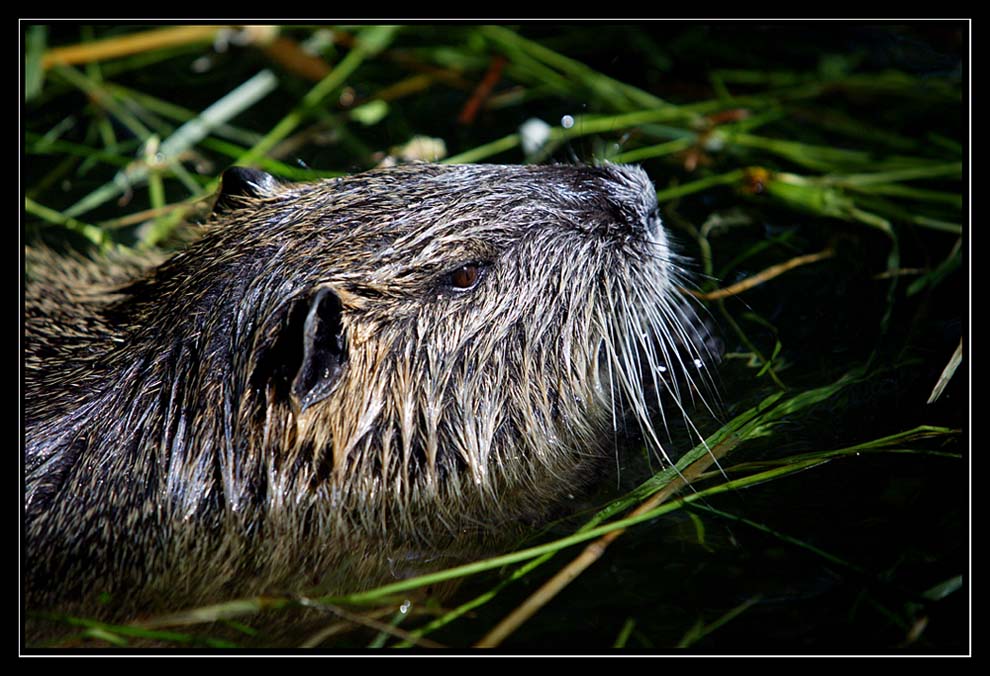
[{"left": 24, "top": 162, "right": 715, "bottom": 622}]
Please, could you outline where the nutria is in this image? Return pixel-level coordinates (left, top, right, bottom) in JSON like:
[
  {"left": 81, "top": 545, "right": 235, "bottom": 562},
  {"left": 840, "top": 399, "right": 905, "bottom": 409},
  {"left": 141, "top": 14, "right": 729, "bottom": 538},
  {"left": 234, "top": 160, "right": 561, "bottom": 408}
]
[{"left": 23, "top": 162, "right": 716, "bottom": 642}]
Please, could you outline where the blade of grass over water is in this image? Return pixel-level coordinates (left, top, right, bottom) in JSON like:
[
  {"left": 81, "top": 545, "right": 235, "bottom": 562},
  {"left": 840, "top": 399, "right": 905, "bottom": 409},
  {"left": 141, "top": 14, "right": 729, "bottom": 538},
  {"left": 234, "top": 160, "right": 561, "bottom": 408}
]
[
  {"left": 102, "top": 82, "right": 265, "bottom": 148},
  {"left": 676, "top": 597, "right": 762, "bottom": 649},
  {"left": 61, "top": 68, "right": 279, "bottom": 220},
  {"left": 24, "top": 25, "right": 47, "bottom": 100},
  {"left": 480, "top": 25, "right": 668, "bottom": 112},
  {"left": 32, "top": 614, "right": 242, "bottom": 648},
  {"left": 237, "top": 25, "right": 400, "bottom": 167},
  {"left": 725, "top": 132, "right": 960, "bottom": 173},
  {"left": 52, "top": 64, "right": 153, "bottom": 142},
  {"left": 24, "top": 197, "right": 112, "bottom": 249}
]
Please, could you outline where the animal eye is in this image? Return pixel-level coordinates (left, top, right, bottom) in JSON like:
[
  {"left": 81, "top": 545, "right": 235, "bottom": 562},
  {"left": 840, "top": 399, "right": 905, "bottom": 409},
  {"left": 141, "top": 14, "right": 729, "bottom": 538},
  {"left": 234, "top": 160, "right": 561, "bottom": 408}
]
[
  {"left": 451, "top": 265, "right": 479, "bottom": 288},
  {"left": 445, "top": 263, "right": 485, "bottom": 291}
]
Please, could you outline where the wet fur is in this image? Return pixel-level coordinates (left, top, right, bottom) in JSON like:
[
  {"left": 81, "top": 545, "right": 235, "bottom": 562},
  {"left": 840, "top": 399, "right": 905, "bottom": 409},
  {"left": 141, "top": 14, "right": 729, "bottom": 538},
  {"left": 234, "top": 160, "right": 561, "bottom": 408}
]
[{"left": 24, "top": 163, "right": 714, "bottom": 626}]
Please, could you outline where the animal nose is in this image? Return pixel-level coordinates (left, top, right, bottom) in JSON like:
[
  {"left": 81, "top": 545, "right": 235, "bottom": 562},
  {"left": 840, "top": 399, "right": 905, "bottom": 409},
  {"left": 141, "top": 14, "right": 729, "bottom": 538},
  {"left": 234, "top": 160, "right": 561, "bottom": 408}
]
[{"left": 597, "top": 164, "right": 661, "bottom": 239}]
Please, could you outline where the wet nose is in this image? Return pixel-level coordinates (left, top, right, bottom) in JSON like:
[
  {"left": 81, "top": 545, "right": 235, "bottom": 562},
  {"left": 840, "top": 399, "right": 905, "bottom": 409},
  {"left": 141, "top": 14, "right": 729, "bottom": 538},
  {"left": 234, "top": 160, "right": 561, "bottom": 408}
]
[{"left": 600, "top": 164, "right": 661, "bottom": 238}]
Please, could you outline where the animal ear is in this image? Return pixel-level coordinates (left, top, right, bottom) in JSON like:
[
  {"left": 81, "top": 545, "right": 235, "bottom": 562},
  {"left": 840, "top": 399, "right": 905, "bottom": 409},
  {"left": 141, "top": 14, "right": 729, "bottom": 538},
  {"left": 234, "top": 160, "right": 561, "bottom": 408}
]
[
  {"left": 213, "top": 167, "right": 278, "bottom": 214},
  {"left": 291, "top": 288, "right": 348, "bottom": 413}
]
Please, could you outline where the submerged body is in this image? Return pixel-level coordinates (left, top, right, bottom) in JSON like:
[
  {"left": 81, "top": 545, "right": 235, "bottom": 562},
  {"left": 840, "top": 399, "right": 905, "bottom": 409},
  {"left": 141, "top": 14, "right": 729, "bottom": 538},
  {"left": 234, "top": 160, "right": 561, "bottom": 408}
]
[{"left": 24, "top": 163, "right": 713, "bottom": 634}]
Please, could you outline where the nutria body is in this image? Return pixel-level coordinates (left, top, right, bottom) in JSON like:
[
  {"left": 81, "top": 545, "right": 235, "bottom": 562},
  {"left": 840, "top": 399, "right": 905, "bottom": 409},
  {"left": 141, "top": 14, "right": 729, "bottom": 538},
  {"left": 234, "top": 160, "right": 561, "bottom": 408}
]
[{"left": 24, "top": 163, "right": 713, "bottom": 640}]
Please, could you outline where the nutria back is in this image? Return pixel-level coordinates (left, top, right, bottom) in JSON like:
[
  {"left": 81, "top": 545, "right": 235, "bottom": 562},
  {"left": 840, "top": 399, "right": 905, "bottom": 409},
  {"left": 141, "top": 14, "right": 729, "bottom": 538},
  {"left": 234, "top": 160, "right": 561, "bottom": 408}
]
[{"left": 24, "top": 162, "right": 714, "bottom": 638}]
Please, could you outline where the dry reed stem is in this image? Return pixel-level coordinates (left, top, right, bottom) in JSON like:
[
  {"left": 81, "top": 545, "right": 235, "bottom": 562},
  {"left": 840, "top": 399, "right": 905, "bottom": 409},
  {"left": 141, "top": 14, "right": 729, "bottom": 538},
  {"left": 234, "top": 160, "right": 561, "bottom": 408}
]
[
  {"left": 42, "top": 26, "right": 227, "bottom": 70},
  {"left": 685, "top": 247, "right": 835, "bottom": 301}
]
